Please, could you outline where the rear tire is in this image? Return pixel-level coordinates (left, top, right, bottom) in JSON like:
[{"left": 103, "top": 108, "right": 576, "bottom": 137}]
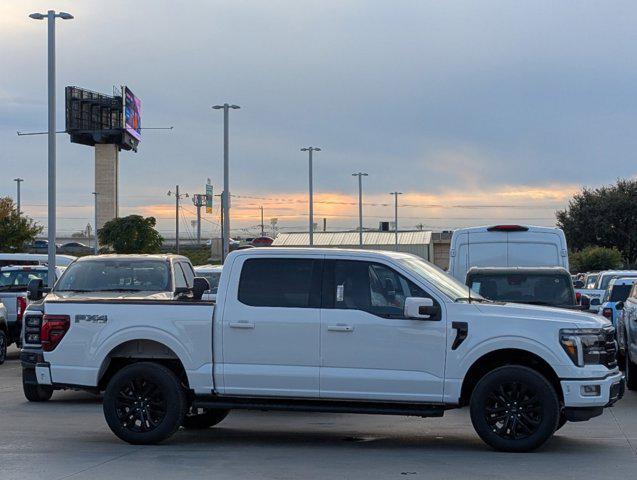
[
  {"left": 22, "top": 370, "right": 53, "bottom": 402},
  {"left": 626, "top": 348, "right": 637, "bottom": 391},
  {"left": 183, "top": 408, "right": 230, "bottom": 429},
  {"left": 470, "top": 365, "right": 560, "bottom": 452},
  {"left": 103, "top": 362, "right": 186, "bottom": 444},
  {"left": 0, "top": 330, "right": 6, "bottom": 365}
]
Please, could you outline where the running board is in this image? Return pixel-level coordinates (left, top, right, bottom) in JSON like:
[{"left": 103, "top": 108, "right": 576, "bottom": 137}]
[{"left": 192, "top": 396, "right": 445, "bottom": 417}]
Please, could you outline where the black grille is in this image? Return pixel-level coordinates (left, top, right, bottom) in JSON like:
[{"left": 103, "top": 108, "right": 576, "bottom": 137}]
[{"left": 602, "top": 327, "right": 618, "bottom": 369}]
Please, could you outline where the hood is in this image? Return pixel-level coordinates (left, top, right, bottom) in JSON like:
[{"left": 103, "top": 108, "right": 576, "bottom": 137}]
[
  {"left": 45, "top": 291, "right": 174, "bottom": 301},
  {"left": 474, "top": 301, "right": 611, "bottom": 329}
]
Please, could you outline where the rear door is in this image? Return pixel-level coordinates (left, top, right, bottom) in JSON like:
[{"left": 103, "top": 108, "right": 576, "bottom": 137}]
[
  {"left": 506, "top": 231, "right": 563, "bottom": 267},
  {"left": 220, "top": 255, "right": 323, "bottom": 397}
]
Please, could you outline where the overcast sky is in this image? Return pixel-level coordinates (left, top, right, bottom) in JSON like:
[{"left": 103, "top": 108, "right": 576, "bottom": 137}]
[{"left": 1, "top": 0, "right": 636, "bottom": 237}]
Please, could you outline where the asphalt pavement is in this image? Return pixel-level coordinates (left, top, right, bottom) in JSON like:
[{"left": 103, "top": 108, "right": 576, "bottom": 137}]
[{"left": 1, "top": 346, "right": 636, "bottom": 479}]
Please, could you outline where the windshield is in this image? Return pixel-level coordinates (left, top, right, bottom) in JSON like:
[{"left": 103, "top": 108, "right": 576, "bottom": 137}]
[
  {"left": 585, "top": 274, "right": 598, "bottom": 289},
  {"left": 467, "top": 272, "right": 574, "bottom": 306},
  {"left": 0, "top": 269, "right": 48, "bottom": 290},
  {"left": 606, "top": 284, "right": 634, "bottom": 303},
  {"left": 198, "top": 271, "right": 221, "bottom": 294},
  {"left": 398, "top": 256, "right": 476, "bottom": 301},
  {"left": 55, "top": 260, "right": 170, "bottom": 292},
  {"left": 600, "top": 273, "right": 637, "bottom": 290}
]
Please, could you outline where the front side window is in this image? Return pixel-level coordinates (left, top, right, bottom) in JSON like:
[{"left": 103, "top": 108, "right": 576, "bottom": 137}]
[
  {"left": 199, "top": 272, "right": 221, "bottom": 294},
  {"left": 333, "top": 260, "right": 430, "bottom": 318},
  {"left": 238, "top": 258, "right": 322, "bottom": 308},
  {"left": 610, "top": 284, "right": 634, "bottom": 303},
  {"left": 55, "top": 260, "right": 171, "bottom": 292}
]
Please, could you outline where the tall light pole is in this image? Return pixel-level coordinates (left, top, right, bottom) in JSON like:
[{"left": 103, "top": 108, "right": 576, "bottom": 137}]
[
  {"left": 301, "top": 147, "right": 321, "bottom": 245},
  {"left": 352, "top": 172, "right": 368, "bottom": 246},
  {"left": 259, "top": 206, "right": 265, "bottom": 237},
  {"left": 167, "top": 186, "right": 189, "bottom": 254},
  {"left": 390, "top": 191, "right": 403, "bottom": 249},
  {"left": 192, "top": 194, "right": 206, "bottom": 246},
  {"left": 13, "top": 178, "right": 23, "bottom": 215},
  {"left": 92, "top": 192, "right": 98, "bottom": 254},
  {"left": 212, "top": 103, "right": 240, "bottom": 262},
  {"left": 29, "top": 10, "right": 73, "bottom": 287}
]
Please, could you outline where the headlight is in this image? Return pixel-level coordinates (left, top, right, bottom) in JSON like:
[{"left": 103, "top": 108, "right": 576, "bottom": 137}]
[{"left": 559, "top": 328, "right": 612, "bottom": 367}]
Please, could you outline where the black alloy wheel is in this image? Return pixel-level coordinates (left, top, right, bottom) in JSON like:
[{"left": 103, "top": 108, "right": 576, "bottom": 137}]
[
  {"left": 115, "top": 377, "right": 167, "bottom": 434},
  {"left": 483, "top": 381, "right": 542, "bottom": 440}
]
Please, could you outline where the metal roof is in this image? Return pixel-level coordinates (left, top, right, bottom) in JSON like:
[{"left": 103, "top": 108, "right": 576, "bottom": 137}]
[{"left": 272, "top": 231, "right": 432, "bottom": 247}]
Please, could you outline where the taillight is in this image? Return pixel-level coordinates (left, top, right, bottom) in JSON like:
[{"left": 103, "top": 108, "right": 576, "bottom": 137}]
[
  {"left": 602, "top": 308, "right": 613, "bottom": 320},
  {"left": 486, "top": 225, "right": 529, "bottom": 232},
  {"left": 41, "top": 314, "right": 70, "bottom": 352},
  {"left": 16, "top": 296, "right": 27, "bottom": 323},
  {"left": 576, "top": 292, "right": 582, "bottom": 303}
]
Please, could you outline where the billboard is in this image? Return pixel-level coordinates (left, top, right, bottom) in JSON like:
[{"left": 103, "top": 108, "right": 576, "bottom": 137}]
[{"left": 123, "top": 86, "right": 141, "bottom": 141}]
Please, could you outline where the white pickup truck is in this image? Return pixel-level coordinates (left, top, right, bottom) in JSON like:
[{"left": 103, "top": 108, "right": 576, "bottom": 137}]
[{"left": 24, "top": 249, "right": 624, "bottom": 452}]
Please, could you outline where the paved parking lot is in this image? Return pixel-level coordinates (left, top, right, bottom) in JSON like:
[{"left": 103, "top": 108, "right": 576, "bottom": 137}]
[{"left": 1, "top": 347, "right": 636, "bottom": 480}]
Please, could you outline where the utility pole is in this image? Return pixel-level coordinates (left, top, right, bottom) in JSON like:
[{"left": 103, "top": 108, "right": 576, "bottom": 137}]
[
  {"left": 301, "top": 146, "right": 321, "bottom": 245},
  {"left": 192, "top": 194, "right": 206, "bottom": 245},
  {"left": 352, "top": 172, "right": 368, "bottom": 246},
  {"left": 29, "top": 9, "right": 73, "bottom": 287},
  {"left": 13, "top": 178, "right": 23, "bottom": 215},
  {"left": 260, "top": 206, "right": 265, "bottom": 236},
  {"left": 212, "top": 103, "right": 240, "bottom": 262},
  {"left": 92, "top": 192, "right": 98, "bottom": 254},
  {"left": 390, "top": 191, "right": 403, "bottom": 250},
  {"left": 167, "top": 186, "right": 189, "bottom": 254}
]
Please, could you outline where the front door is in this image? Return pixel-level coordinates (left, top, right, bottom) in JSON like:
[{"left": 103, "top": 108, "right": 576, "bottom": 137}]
[
  {"left": 320, "top": 259, "right": 447, "bottom": 402},
  {"left": 220, "top": 255, "right": 323, "bottom": 397}
]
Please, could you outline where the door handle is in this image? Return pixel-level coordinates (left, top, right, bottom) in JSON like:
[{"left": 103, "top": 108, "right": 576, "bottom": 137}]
[
  {"left": 229, "top": 321, "right": 255, "bottom": 329},
  {"left": 327, "top": 324, "right": 354, "bottom": 332}
]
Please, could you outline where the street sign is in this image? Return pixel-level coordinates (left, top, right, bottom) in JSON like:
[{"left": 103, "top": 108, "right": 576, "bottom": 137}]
[{"left": 205, "top": 183, "right": 213, "bottom": 213}]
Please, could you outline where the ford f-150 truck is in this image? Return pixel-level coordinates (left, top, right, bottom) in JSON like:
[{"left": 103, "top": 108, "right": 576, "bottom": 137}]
[{"left": 24, "top": 249, "right": 624, "bottom": 452}]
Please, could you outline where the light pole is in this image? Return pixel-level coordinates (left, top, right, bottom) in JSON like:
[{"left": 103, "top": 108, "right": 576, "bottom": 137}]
[
  {"left": 212, "top": 103, "right": 240, "bottom": 262},
  {"left": 352, "top": 172, "right": 368, "bottom": 246},
  {"left": 29, "top": 10, "right": 73, "bottom": 287},
  {"left": 92, "top": 192, "right": 98, "bottom": 254},
  {"left": 192, "top": 194, "right": 206, "bottom": 245},
  {"left": 260, "top": 206, "right": 265, "bottom": 237},
  {"left": 390, "top": 191, "right": 403, "bottom": 249},
  {"left": 301, "top": 147, "right": 321, "bottom": 245},
  {"left": 167, "top": 186, "right": 189, "bottom": 254},
  {"left": 13, "top": 178, "right": 23, "bottom": 215}
]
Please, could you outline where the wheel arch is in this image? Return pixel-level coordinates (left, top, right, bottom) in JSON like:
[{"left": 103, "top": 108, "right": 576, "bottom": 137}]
[{"left": 459, "top": 348, "right": 563, "bottom": 406}]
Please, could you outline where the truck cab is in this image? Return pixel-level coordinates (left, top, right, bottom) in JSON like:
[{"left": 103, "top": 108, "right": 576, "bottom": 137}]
[{"left": 27, "top": 249, "right": 623, "bottom": 452}]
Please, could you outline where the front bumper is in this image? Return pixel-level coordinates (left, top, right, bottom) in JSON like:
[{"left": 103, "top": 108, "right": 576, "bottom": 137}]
[{"left": 561, "top": 371, "right": 625, "bottom": 408}]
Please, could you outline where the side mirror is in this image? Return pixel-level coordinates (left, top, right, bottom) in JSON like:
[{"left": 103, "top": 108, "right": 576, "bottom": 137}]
[
  {"left": 27, "top": 278, "right": 45, "bottom": 301},
  {"left": 573, "top": 280, "right": 584, "bottom": 289},
  {"left": 580, "top": 295, "right": 591, "bottom": 310},
  {"left": 174, "top": 286, "right": 191, "bottom": 299},
  {"left": 616, "top": 301, "right": 624, "bottom": 311},
  {"left": 590, "top": 298, "right": 600, "bottom": 306},
  {"left": 192, "top": 277, "right": 210, "bottom": 301},
  {"left": 404, "top": 297, "right": 440, "bottom": 321}
]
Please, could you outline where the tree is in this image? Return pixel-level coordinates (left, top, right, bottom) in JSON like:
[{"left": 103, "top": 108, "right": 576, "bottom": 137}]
[
  {"left": 0, "top": 197, "right": 42, "bottom": 251},
  {"left": 98, "top": 215, "right": 163, "bottom": 254},
  {"left": 569, "top": 246, "right": 623, "bottom": 273},
  {"left": 557, "top": 179, "right": 637, "bottom": 264}
]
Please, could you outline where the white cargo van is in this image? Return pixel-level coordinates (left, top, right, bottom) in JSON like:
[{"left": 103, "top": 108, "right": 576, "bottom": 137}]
[{"left": 449, "top": 225, "right": 569, "bottom": 282}]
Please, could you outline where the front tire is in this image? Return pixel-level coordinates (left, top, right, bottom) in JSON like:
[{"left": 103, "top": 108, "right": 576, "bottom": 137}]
[
  {"left": 470, "top": 366, "right": 560, "bottom": 452},
  {"left": 103, "top": 362, "right": 187, "bottom": 444},
  {"left": 0, "top": 330, "right": 7, "bottom": 365},
  {"left": 626, "top": 347, "right": 637, "bottom": 391}
]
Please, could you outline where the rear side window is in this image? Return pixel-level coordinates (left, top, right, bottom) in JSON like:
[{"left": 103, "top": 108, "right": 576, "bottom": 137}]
[{"left": 238, "top": 258, "right": 322, "bottom": 308}]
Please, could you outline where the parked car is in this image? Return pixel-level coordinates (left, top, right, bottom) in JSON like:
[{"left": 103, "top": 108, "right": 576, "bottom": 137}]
[
  {"left": 0, "top": 301, "right": 7, "bottom": 364},
  {"left": 60, "top": 241, "right": 92, "bottom": 254},
  {"left": 599, "top": 278, "right": 637, "bottom": 326},
  {"left": 585, "top": 270, "right": 637, "bottom": 313},
  {"left": 194, "top": 264, "right": 222, "bottom": 301},
  {"left": 0, "top": 253, "right": 76, "bottom": 269},
  {"left": 616, "top": 284, "right": 637, "bottom": 390},
  {"left": 584, "top": 272, "right": 600, "bottom": 289},
  {"left": 465, "top": 267, "right": 581, "bottom": 309},
  {"left": 0, "top": 265, "right": 65, "bottom": 348},
  {"left": 448, "top": 224, "right": 569, "bottom": 282},
  {"left": 251, "top": 236, "right": 274, "bottom": 247},
  {"left": 25, "top": 249, "right": 623, "bottom": 452}
]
